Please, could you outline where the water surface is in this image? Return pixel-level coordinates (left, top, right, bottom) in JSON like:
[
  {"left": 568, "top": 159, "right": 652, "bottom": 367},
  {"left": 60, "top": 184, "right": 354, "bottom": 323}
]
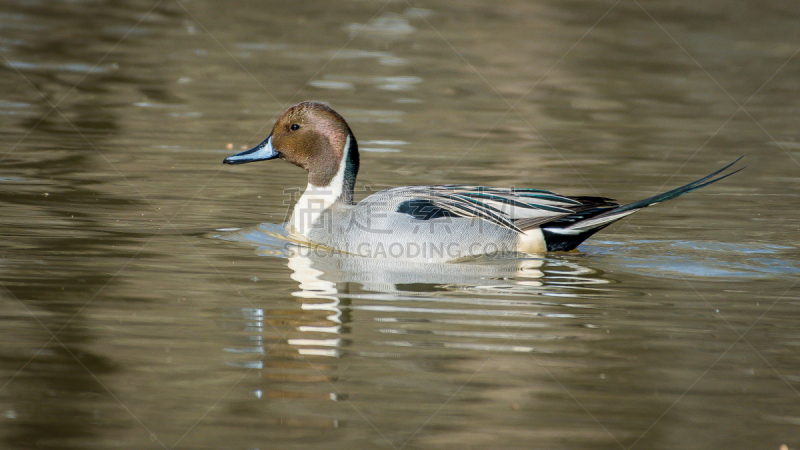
[{"left": 1, "top": 1, "right": 799, "bottom": 449}]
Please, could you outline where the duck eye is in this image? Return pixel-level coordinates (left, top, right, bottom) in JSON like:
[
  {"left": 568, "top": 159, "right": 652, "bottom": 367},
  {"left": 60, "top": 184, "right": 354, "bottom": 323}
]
[{"left": 290, "top": 124, "right": 300, "bottom": 131}]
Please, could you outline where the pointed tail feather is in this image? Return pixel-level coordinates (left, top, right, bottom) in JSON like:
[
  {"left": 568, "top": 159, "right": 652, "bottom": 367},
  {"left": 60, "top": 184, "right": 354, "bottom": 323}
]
[{"left": 561, "top": 156, "right": 744, "bottom": 234}]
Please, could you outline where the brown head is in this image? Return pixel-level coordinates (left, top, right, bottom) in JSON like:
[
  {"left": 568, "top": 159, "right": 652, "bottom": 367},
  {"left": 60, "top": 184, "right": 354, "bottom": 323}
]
[{"left": 223, "top": 101, "right": 360, "bottom": 202}]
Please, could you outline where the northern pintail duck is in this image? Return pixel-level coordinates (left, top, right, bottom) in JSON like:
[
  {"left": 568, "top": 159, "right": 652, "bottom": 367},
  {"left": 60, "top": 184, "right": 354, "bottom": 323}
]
[{"left": 224, "top": 101, "right": 741, "bottom": 262}]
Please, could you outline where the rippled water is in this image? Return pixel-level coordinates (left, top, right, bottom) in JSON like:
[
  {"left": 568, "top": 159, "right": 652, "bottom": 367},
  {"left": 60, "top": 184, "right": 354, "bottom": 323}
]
[{"left": 1, "top": 1, "right": 799, "bottom": 449}]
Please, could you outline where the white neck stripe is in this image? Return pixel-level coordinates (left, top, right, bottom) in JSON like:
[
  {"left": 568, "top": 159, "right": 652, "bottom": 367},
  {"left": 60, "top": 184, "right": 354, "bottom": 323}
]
[{"left": 289, "top": 135, "right": 351, "bottom": 238}]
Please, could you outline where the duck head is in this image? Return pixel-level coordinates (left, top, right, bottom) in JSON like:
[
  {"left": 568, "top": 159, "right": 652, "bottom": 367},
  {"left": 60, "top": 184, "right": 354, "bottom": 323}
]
[{"left": 224, "top": 101, "right": 360, "bottom": 204}]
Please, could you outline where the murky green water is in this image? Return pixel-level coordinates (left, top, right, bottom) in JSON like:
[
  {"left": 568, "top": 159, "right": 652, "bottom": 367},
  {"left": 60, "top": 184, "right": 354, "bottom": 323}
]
[{"left": 1, "top": 1, "right": 799, "bottom": 449}]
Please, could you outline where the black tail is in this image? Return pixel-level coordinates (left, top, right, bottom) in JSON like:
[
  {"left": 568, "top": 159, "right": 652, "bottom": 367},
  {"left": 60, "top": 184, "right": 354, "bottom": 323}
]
[{"left": 542, "top": 156, "right": 744, "bottom": 251}]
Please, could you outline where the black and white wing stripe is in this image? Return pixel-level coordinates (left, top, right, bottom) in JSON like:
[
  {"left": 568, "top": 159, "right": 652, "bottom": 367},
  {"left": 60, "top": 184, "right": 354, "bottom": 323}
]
[
  {"left": 391, "top": 185, "right": 612, "bottom": 233},
  {"left": 388, "top": 156, "right": 743, "bottom": 251}
]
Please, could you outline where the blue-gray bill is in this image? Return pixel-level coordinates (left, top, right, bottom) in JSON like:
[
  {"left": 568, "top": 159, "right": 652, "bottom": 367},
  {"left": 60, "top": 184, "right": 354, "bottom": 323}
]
[{"left": 223, "top": 135, "right": 279, "bottom": 164}]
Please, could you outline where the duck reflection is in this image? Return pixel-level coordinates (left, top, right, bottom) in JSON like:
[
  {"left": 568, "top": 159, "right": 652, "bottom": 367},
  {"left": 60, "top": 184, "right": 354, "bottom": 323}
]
[
  {"left": 221, "top": 222, "right": 617, "bottom": 358},
  {"left": 222, "top": 223, "right": 613, "bottom": 300},
  {"left": 218, "top": 225, "right": 616, "bottom": 435},
  {"left": 278, "top": 243, "right": 604, "bottom": 295},
  {"left": 285, "top": 253, "right": 343, "bottom": 357}
]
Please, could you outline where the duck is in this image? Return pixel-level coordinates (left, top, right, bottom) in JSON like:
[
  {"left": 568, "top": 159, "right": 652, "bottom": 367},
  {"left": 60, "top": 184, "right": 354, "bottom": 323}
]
[{"left": 223, "top": 101, "right": 742, "bottom": 262}]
